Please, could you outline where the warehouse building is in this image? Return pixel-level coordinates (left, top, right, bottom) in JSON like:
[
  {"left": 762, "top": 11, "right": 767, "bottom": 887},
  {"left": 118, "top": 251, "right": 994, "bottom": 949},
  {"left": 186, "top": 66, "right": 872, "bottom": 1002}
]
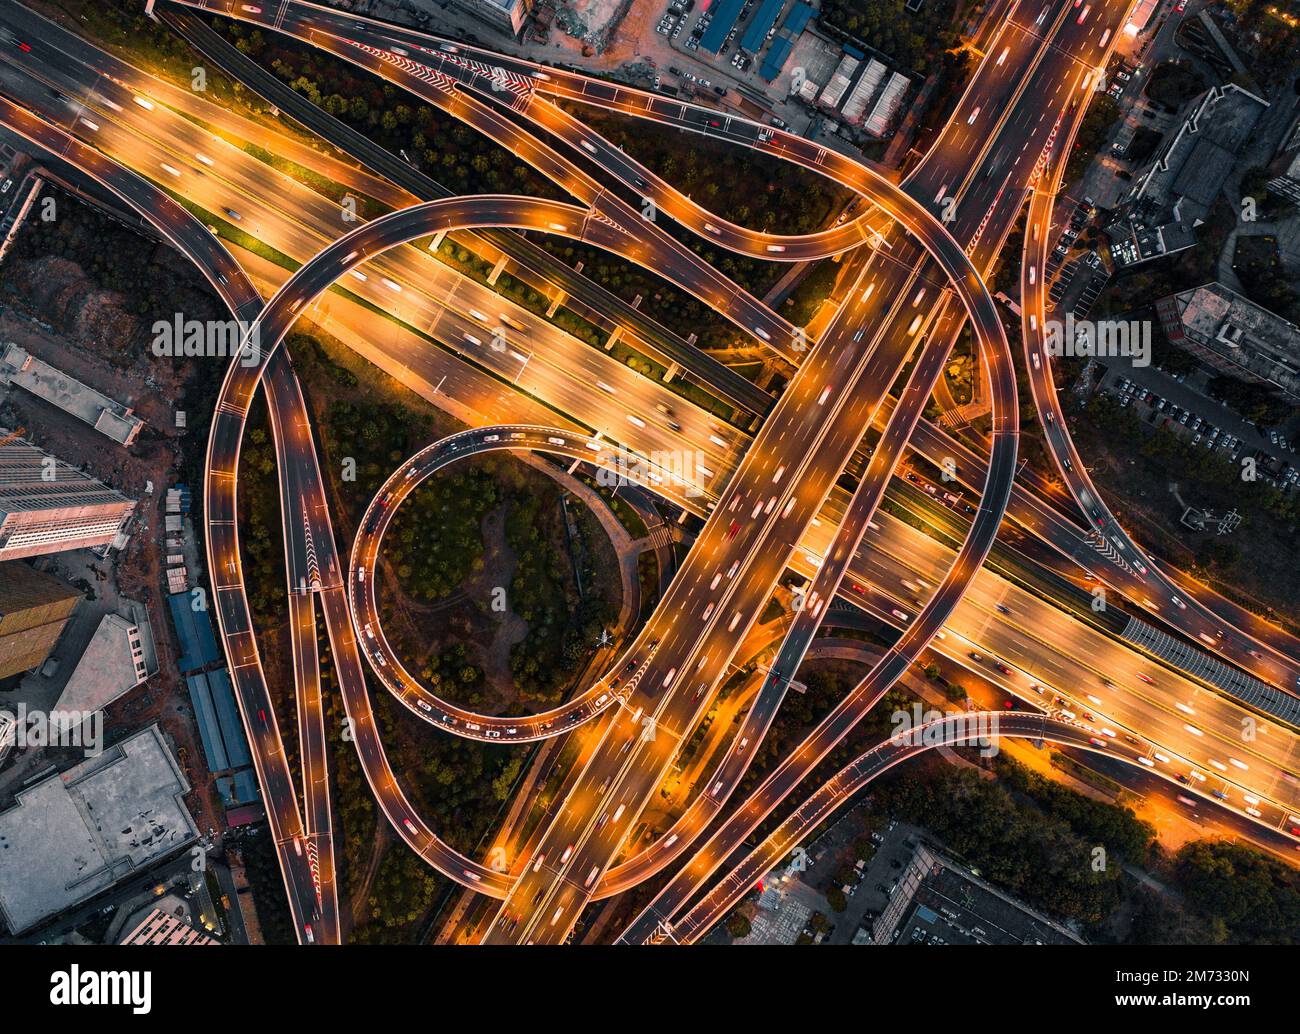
[
  {"left": 186, "top": 668, "right": 252, "bottom": 775},
  {"left": 167, "top": 591, "right": 220, "bottom": 674}
]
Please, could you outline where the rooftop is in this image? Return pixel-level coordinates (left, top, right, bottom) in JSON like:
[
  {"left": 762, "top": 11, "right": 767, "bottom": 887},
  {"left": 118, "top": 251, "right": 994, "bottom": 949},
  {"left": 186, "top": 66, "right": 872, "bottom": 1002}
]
[
  {"left": 739, "top": 0, "right": 784, "bottom": 54},
  {"left": 1114, "top": 82, "right": 1268, "bottom": 265},
  {"left": 167, "top": 591, "right": 220, "bottom": 674},
  {"left": 701, "top": 0, "right": 745, "bottom": 53},
  {"left": 1130, "top": 83, "right": 1267, "bottom": 219},
  {"left": 55, "top": 601, "right": 157, "bottom": 714},
  {"left": 119, "top": 906, "right": 218, "bottom": 946},
  {"left": 0, "top": 343, "right": 144, "bottom": 447},
  {"left": 873, "top": 843, "right": 1083, "bottom": 945},
  {"left": 0, "top": 724, "right": 198, "bottom": 933},
  {"left": 187, "top": 668, "right": 251, "bottom": 776},
  {"left": 1160, "top": 281, "right": 1300, "bottom": 398}
]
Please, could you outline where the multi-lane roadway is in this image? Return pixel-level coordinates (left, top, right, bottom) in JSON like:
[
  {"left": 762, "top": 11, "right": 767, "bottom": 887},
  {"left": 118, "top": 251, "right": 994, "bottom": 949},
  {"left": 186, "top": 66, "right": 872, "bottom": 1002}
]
[{"left": 3, "top": 0, "right": 1299, "bottom": 946}]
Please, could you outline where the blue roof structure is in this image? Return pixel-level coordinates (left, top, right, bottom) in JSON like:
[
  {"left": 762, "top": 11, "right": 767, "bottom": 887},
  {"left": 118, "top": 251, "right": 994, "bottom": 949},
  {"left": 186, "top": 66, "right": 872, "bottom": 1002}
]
[
  {"left": 207, "top": 668, "right": 252, "bottom": 770},
  {"left": 186, "top": 669, "right": 252, "bottom": 775},
  {"left": 188, "top": 672, "right": 229, "bottom": 773},
  {"left": 781, "top": 1, "right": 813, "bottom": 35},
  {"left": 168, "top": 591, "right": 219, "bottom": 673},
  {"left": 232, "top": 768, "right": 261, "bottom": 805},
  {"left": 759, "top": 36, "right": 794, "bottom": 81},
  {"left": 218, "top": 768, "right": 261, "bottom": 806},
  {"left": 739, "top": 0, "right": 784, "bottom": 53},
  {"left": 700, "top": 0, "right": 745, "bottom": 53}
]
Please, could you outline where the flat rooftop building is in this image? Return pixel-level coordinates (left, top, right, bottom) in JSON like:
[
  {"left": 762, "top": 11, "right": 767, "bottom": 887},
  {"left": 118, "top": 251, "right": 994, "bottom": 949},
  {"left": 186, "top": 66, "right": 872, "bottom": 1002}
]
[
  {"left": 55, "top": 600, "right": 157, "bottom": 715},
  {"left": 0, "top": 343, "right": 144, "bottom": 447},
  {"left": 0, "top": 560, "right": 81, "bottom": 680},
  {"left": 871, "top": 843, "right": 1083, "bottom": 945},
  {"left": 1156, "top": 282, "right": 1300, "bottom": 399},
  {"left": 0, "top": 724, "right": 198, "bottom": 933},
  {"left": 0, "top": 430, "right": 135, "bottom": 561},
  {"left": 1112, "top": 83, "right": 1268, "bottom": 266},
  {"left": 1126, "top": 83, "right": 1267, "bottom": 215}
]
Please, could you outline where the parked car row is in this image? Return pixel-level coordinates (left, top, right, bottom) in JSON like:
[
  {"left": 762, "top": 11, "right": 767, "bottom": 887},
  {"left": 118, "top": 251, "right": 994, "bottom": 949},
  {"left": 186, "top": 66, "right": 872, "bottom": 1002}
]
[
  {"left": 1126, "top": 383, "right": 1300, "bottom": 490},
  {"left": 1268, "top": 428, "right": 1297, "bottom": 454},
  {"left": 1113, "top": 380, "right": 1243, "bottom": 459},
  {"left": 1106, "top": 57, "right": 1140, "bottom": 100}
]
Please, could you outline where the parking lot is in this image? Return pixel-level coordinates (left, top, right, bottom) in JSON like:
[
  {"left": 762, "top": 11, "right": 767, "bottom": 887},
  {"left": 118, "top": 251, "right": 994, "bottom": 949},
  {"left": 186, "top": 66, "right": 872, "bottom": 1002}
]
[
  {"left": 647, "top": 0, "right": 818, "bottom": 132},
  {"left": 1096, "top": 361, "right": 1300, "bottom": 492}
]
